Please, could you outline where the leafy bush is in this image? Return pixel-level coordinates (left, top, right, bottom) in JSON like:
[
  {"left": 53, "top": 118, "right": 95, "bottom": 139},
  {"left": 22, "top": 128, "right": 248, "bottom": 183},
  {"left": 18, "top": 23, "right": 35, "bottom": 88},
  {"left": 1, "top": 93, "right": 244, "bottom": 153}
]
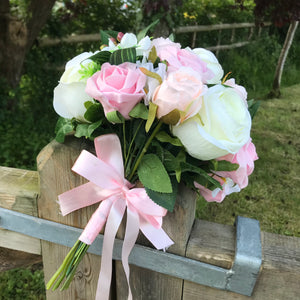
[{"left": 0, "top": 265, "right": 45, "bottom": 300}]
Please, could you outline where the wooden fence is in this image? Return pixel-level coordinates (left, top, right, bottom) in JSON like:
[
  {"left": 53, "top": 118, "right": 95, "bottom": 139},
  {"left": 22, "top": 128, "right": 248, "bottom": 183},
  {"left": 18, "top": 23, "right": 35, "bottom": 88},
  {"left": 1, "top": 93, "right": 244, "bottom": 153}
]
[
  {"left": 38, "top": 22, "right": 271, "bottom": 54},
  {"left": 0, "top": 137, "right": 299, "bottom": 300}
]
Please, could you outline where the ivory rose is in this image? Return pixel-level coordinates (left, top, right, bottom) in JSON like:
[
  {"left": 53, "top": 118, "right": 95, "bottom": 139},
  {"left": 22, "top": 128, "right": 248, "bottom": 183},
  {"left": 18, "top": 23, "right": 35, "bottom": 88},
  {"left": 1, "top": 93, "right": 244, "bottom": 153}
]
[
  {"left": 195, "top": 176, "right": 241, "bottom": 203},
  {"left": 152, "top": 67, "right": 207, "bottom": 123},
  {"left": 224, "top": 78, "right": 248, "bottom": 106},
  {"left": 216, "top": 139, "right": 258, "bottom": 189},
  {"left": 85, "top": 62, "right": 147, "bottom": 119},
  {"left": 53, "top": 52, "right": 97, "bottom": 122},
  {"left": 172, "top": 84, "right": 252, "bottom": 160},
  {"left": 191, "top": 48, "right": 224, "bottom": 84},
  {"left": 151, "top": 37, "right": 214, "bottom": 83}
]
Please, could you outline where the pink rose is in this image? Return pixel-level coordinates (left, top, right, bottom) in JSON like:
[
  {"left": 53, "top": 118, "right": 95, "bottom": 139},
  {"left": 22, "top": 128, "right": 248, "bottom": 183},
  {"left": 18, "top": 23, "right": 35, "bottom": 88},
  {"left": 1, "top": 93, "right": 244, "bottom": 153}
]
[
  {"left": 195, "top": 175, "right": 241, "bottom": 203},
  {"left": 224, "top": 78, "right": 248, "bottom": 106},
  {"left": 215, "top": 139, "right": 258, "bottom": 189},
  {"left": 152, "top": 37, "right": 214, "bottom": 83},
  {"left": 85, "top": 62, "right": 146, "bottom": 119},
  {"left": 152, "top": 67, "right": 207, "bottom": 123}
]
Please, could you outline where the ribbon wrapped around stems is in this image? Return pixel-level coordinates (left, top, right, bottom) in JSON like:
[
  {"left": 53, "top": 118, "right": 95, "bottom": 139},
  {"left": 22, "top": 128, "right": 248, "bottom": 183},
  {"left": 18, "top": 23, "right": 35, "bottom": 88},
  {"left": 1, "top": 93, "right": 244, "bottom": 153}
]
[{"left": 58, "top": 134, "right": 174, "bottom": 300}]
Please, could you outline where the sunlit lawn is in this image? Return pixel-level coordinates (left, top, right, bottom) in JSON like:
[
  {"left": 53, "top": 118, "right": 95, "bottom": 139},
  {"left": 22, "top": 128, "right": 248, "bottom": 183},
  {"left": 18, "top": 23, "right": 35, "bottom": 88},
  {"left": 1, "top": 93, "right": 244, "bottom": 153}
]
[{"left": 197, "top": 84, "right": 300, "bottom": 237}]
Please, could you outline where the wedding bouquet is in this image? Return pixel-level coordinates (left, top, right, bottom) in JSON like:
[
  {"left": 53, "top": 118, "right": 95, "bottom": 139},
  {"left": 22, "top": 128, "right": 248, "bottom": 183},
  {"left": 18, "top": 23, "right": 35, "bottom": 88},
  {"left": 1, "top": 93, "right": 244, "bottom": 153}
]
[{"left": 47, "top": 27, "right": 258, "bottom": 299}]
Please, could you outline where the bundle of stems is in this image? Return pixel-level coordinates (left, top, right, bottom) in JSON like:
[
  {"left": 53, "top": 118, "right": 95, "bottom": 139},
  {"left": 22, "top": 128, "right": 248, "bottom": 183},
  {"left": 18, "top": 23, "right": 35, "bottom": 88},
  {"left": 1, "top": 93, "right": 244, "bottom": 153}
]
[{"left": 46, "top": 121, "right": 162, "bottom": 291}]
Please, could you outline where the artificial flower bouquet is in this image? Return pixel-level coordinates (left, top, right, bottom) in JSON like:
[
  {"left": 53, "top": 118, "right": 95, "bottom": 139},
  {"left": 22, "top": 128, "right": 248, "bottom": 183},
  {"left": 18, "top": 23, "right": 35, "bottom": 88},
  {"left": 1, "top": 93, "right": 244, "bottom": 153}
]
[{"left": 47, "top": 28, "right": 258, "bottom": 299}]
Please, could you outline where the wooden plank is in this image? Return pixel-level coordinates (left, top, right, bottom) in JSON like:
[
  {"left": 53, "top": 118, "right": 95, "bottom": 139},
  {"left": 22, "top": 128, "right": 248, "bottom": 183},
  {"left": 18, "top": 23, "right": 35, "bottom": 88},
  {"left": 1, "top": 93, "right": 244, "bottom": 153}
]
[
  {"left": 37, "top": 137, "right": 104, "bottom": 300},
  {"left": 0, "top": 166, "right": 41, "bottom": 269},
  {"left": 183, "top": 219, "right": 300, "bottom": 300},
  {"left": 175, "top": 22, "right": 271, "bottom": 34},
  {"left": 0, "top": 228, "right": 41, "bottom": 255},
  {"left": 39, "top": 33, "right": 100, "bottom": 47},
  {"left": 115, "top": 184, "right": 197, "bottom": 300},
  {"left": 0, "top": 166, "right": 39, "bottom": 216}
]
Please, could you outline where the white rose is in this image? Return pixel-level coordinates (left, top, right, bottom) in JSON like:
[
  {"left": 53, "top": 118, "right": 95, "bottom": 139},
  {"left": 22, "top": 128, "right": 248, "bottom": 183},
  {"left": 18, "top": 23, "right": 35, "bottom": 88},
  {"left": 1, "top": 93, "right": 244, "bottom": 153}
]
[
  {"left": 192, "top": 48, "right": 224, "bottom": 84},
  {"left": 172, "top": 84, "right": 251, "bottom": 160},
  {"left": 53, "top": 52, "right": 97, "bottom": 122}
]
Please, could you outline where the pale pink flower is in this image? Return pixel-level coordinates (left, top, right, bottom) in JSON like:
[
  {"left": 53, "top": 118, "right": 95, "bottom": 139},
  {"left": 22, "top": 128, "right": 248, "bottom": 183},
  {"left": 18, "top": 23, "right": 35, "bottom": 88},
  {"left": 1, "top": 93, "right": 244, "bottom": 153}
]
[
  {"left": 215, "top": 139, "right": 258, "bottom": 189},
  {"left": 152, "top": 67, "right": 207, "bottom": 123},
  {"left": 152, "top": 37, "right": 214, "bottom": 83},
  {"left": 85, "top": 62, "right": 146, "bottom": 119},
  {"left": 195, "top": 175, "right": 241, "bottom": 203}
]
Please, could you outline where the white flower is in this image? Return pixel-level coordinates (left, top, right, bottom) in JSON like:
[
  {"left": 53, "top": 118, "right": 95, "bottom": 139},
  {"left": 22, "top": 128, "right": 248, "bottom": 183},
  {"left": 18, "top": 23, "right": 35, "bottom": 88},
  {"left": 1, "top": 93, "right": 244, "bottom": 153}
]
[
  {"left": 102, "top": 33, "right": 151, "bottom": 58},
  {"left": 172, "top": 84, "right": 251, "bottom": 160},
  {"left": 53, "top": 82, "right": 92, "bottom": 123},
  {"left": 53, "top": 52, "right": 96, "bottom": 122},
  {"left": 137, "top": 62, "right": 167, "bottom": 105},
  {"left": 191, "top": 48, "right": 224, "bottom": 84},
  {"left": 60, "top": 52, "right": 97, "bottom": 83}
]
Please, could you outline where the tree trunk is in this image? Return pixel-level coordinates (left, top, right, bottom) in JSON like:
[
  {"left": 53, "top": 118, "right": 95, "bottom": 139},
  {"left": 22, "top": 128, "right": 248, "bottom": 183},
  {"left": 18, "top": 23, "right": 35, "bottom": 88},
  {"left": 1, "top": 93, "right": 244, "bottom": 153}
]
[
  {"left": 0, "top": 0, "right": 56, "bottom": 90},
  {"left": 269, "top": 20, "right": 299, "bottom": 98}
]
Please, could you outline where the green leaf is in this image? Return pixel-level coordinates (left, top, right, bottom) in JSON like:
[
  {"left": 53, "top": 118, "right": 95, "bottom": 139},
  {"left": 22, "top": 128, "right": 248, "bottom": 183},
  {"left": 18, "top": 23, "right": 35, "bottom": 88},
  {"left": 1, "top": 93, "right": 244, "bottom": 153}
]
[
  {"left": 145, "top": 102, "right": 157, "bottom": 132},
  {"left": 109, "top": 47, "right": 136, "bottom": 65},
  {"left": 88, "top": 120, "right": 103, "bottom": 136},
  {"left": 129, "top": 103, "right": 148, "bottom": 120},
  {"left": 55, "top": 118, "right": 74, "bottom": 143},
  {"left": 168, "top": 33, "right": 175, "bottom": 42},
  {"left": 158, "top": 149, "right": 179, "bottom": 172},
  {"left": 137, "top": 19, "right": 159, "bottom": 41},
  {"left": 84, "top": 101, "right": 104, "bottom": 123},
  {"left": 175, "top": 150, "right": 186, "bottom": 182},
  {"left": 248, "top": 99, "right": 261, "bottom": 119},
  {"left": 74, "top": 123, "right": 89, "bottom": 138},
  {"left": 145, "top": 177, "right": 178, "bottom": 212},
  {"left": 87, "top": 51, "right": 111, "bottom": 65},
  {"left": 106, "top": 111, "right": 125, "bottom": 123},
  {"left": 100, "top": 30, "right": 118, "bottom": 45},
  {"left": 193, "top": 174, "right": 219, "bottom": 191},
  {"left": 138, "top": 154, "right": 172, "bottom": 193},
  {"left": 155, "top": 131, "right": 183, "bottom": 146},
  {"left": 209, "top": 159, "right": 239, "bottom": 172},
  {"left": 180, "top": 162, "right": 222, "bottom": 189}
]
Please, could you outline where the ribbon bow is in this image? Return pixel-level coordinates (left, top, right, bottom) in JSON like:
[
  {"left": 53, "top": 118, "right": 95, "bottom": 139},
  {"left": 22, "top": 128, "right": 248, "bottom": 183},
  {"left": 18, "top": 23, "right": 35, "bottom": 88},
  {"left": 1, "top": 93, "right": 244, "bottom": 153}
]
[{"left": 58, "top": 134, "right": 173, "bottom": 300}]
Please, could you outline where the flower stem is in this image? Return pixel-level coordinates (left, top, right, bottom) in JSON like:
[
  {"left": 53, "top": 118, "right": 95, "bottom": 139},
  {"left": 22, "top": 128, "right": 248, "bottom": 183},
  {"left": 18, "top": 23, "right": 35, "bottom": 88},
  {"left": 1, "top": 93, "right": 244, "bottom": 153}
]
[
  {"left": 46, "top": 240, "right": 90, "bottom": 291},
  {"left": 128, "top": 120, "right": 163, "bottom": 181}
]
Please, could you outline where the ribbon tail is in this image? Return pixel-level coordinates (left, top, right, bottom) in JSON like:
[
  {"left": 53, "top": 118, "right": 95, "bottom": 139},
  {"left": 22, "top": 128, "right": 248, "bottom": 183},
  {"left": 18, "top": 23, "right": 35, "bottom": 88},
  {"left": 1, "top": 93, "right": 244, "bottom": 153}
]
[
  {"left": 79, "top": 197, "right": 114, "bottom": 245},
  {"left": 122, "top": 207, "right": 140, "bottom": 300},
  {"left": 140, "top": 220, "right": 174, "bottom": 250},
  {"left": 95, "top": 197, "right": 126, "bottom": 300}
]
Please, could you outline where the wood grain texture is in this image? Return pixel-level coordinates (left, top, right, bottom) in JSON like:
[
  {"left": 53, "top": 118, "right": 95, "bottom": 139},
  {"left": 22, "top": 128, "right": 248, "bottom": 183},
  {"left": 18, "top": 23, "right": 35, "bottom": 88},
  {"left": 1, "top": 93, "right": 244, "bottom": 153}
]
[
  {"left": 0, "top": 166, "right": 39, "bottom": 216},
  {"left": 37, "top": 137, "right": 103, "bottom": 300},
  {"left": 183, "top": 219, "right": 300, "bottom": 300},
  {"left": 0, "top": 166, "right": 41, "bottom": 269},
  {"left": 0, "top": 228, "right": 41, "bottom": 255},
  {"left": 115, "top": 184, "right": 197, "bottom": 300}
]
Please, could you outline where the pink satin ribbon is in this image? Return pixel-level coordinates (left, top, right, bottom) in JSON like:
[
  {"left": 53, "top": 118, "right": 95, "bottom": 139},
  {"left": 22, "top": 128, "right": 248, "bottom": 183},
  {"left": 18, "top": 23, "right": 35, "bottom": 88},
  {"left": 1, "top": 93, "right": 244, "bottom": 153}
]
[{"left": 58, "top": 134, "right": 173, "bottom": 300}]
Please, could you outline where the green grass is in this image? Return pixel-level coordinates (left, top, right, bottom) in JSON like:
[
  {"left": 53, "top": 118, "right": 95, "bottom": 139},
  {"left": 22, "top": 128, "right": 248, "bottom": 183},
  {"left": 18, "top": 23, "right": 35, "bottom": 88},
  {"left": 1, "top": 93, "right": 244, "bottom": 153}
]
[{"left": 197, "top": 84, "right": 300, "bottom": 237}]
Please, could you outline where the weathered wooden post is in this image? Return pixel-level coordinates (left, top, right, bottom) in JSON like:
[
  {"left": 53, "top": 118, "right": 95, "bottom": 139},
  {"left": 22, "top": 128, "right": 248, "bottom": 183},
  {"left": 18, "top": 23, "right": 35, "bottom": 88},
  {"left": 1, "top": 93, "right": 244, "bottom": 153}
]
[{"left": 37, "top": 137, "right": 103, "bottom": 300}]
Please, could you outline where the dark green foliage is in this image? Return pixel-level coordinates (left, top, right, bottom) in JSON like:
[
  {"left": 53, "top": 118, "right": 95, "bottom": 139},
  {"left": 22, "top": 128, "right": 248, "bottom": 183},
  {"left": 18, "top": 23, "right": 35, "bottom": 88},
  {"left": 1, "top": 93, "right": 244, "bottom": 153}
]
[{"left": 0, "top": 265, "right": 46, "bottom": 300}]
